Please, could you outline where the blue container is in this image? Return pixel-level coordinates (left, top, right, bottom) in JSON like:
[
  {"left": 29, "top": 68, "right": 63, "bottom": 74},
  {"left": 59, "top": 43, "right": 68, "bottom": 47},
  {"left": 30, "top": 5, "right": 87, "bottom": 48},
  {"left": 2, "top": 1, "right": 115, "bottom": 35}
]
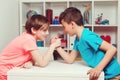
[
  {"left": 36, "top": 41, "right": 43, "bottom": 47},
  {"left": 53, "top": 16, "right": 59, "bottom": 24}
]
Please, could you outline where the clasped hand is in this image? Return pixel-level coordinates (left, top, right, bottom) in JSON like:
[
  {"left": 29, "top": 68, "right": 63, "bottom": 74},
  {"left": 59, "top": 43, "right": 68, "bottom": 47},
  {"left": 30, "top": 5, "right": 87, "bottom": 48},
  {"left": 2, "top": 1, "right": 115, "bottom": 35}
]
[{"left": 50, "top": 35, "right": 61, "bottom": 49}]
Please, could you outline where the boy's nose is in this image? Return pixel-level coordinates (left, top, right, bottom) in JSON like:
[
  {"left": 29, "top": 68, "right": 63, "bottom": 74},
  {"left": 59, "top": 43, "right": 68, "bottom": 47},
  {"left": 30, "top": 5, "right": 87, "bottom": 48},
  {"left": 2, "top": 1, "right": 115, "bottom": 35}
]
[{"left": 46, "top": 30, "right": 49, "bottom": 35}]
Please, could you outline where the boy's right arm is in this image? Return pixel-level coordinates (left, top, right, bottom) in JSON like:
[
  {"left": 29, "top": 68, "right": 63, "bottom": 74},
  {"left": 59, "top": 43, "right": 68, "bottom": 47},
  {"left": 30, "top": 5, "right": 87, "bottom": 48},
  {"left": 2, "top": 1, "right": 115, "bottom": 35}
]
[
  {"left": 30, "top": 45, "right": 55, "bottom": 67},
  {"left": 30, "top": 39, "right": 61, "bottom": 67},
  {"left": 56, "top": 47, "right": 78, "bottom": 64},
  {"left": 50, "top": 35, "right": 78, "bottom": 64}
]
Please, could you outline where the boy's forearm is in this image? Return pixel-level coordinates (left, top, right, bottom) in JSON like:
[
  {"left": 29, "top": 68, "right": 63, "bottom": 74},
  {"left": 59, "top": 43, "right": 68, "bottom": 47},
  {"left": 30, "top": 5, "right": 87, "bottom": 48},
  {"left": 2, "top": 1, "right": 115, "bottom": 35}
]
[
  {"left": 96, "top": 46, "right": 116, "bottom": 71},
  {"left": 56, "top": 47, "right": 74, "bottom": 64},
  {"left": 41, "top": 45, "right": 55, "bottom": 66}
]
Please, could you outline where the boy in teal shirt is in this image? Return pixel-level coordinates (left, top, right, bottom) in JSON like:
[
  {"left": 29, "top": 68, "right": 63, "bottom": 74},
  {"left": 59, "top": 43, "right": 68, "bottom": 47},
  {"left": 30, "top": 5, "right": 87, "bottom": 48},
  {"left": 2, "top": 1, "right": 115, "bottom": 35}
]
[{"left": 51, "top": 7, "right": 120, "bottom": 80}]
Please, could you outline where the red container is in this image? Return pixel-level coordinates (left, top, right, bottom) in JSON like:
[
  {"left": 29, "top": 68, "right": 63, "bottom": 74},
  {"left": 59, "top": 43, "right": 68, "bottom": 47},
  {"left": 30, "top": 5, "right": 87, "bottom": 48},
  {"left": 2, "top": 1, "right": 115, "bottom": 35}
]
[
  {"left": 61, "top": 39, "right": 67, "bottom": 48},
  {"left": 46, "top": 9, "right": 53, "bottom": 24}
]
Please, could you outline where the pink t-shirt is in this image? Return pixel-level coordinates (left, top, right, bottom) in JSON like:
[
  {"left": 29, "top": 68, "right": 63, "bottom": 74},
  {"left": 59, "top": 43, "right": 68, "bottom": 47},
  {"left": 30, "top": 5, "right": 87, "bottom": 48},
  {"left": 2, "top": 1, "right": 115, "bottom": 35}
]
[{"left": 0, "top": 32, "right": 38, "bottom": 77}]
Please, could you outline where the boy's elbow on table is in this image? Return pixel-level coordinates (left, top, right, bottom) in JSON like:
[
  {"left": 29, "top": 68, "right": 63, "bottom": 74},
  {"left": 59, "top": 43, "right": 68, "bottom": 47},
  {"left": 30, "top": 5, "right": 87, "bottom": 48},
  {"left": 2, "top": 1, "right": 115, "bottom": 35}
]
[
  {"left": 36, "top": 62, "right": 48, "bottom": 68},
  {"left": 65, "top": 59, "right": 74, "bottom": 64}
]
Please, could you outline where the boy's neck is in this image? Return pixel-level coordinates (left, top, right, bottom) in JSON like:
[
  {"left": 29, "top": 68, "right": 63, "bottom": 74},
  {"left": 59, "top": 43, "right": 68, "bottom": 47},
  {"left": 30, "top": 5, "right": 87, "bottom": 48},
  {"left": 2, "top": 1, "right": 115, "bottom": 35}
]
[{"left": 76, "top": 26, "right": 84, "bottom": 40}]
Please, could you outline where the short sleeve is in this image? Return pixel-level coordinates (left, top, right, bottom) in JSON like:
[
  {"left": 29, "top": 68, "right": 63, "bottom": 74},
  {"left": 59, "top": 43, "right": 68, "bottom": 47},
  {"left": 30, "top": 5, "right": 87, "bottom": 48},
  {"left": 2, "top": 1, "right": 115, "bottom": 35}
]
[
  {"left": 73, "top": 37, "right": 78, "bottom": 51},
  {"left": 85, "top": 33, "right": 103, "bottom": 52},
  {"left": 23, "top": 39, "right": 38, "bottom": 52}
]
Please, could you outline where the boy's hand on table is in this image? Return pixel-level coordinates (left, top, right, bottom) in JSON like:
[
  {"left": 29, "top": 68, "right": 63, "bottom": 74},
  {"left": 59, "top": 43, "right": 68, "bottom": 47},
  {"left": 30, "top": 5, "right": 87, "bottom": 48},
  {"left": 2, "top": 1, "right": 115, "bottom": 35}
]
[
  {"left": 87, "top": 68, "right": 102, "bottom": 80},
  {"left": 23, "top": 61, "right": 33, "bottom": 69}
]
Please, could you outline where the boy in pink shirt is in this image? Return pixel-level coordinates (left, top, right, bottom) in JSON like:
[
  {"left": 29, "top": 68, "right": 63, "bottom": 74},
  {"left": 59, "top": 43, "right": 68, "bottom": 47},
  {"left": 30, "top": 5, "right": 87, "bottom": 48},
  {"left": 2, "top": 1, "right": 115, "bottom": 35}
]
[{"left": 0, "top": 14, "right": 61, "bottom": 80}]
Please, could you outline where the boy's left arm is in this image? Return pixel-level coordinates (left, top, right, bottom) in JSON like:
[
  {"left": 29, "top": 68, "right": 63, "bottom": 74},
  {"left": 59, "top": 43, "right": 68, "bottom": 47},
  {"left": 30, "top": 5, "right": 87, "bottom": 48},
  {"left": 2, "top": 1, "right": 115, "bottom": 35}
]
[{"left": 87, "top": 40, "right": 117, "bottom": 80}]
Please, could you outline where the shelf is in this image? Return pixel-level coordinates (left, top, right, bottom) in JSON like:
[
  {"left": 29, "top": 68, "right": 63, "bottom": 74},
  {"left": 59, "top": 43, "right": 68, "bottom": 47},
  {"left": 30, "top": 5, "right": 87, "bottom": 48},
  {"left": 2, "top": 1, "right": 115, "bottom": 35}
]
[
  {"left": 94, "top": 0, "right": 117, "bottom": 1},
  {"left": 93, "top": 25, "right": 117, "bottom": 27},
  {"left": 45, "top": 2, "right": 67, "bottom": 19},
  {"left": 84, "top": 24, "right": 92, "bottom": 27},
  {"left": 50, "top": 24, "right": 63, "bottom": 27},
  {"left": 69, "top": 0, "right": 92, "bottom": 2},
  {"left": 94, "top": 1, "right": 118, "bottom": 25},
  {"left": 20, "top": 0, "right": 44, "bottom": 3}
]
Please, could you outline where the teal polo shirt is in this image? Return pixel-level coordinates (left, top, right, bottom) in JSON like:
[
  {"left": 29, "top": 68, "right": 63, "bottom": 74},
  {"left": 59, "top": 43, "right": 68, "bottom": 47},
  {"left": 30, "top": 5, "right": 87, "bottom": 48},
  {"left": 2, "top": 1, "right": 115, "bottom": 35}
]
[{"left": 73, "top": 28, "right": 120, "bottom": 79}]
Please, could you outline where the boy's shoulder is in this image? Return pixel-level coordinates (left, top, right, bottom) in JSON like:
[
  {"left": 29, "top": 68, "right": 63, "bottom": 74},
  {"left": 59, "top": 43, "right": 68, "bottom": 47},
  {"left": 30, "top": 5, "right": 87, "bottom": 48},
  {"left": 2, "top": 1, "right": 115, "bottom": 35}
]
[{"left": 81, "top": 28, "right": 99, "bottom": 40}]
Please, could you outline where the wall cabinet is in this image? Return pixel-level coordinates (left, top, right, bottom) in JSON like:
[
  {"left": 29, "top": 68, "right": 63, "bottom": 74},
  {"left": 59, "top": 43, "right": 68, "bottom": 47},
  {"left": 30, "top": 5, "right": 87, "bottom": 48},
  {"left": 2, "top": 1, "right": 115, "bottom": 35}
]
[{"left": 19, "top": 0, "right": 120, "bottom": 63}]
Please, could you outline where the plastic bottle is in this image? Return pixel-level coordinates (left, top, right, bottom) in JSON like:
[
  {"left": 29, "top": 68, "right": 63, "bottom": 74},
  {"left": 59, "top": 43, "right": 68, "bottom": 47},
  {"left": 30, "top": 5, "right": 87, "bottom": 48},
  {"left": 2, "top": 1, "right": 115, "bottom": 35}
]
[{"left": 53, "top": 16, "right": 59, "bottom": 24}]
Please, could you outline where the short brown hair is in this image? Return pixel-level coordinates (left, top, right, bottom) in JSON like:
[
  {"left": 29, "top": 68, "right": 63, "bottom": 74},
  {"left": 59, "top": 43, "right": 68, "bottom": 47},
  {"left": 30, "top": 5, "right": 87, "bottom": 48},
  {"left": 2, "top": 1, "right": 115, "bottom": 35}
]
[
  {"left": 59, "top": 7, "right": 83, "bottom": 26},
  {"left": 25, "top": 14, "right": 50, "bottom": 34}
]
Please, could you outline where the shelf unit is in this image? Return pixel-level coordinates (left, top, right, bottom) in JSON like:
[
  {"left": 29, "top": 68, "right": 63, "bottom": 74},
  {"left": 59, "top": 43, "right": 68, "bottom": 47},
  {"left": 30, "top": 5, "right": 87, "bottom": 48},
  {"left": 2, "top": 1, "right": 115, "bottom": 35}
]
[
  {"left": 19, "top": 0, "right": 120, "bottom": 63},
  {"left": 118, "top": 0, "right": 120, "bottom": 63}
]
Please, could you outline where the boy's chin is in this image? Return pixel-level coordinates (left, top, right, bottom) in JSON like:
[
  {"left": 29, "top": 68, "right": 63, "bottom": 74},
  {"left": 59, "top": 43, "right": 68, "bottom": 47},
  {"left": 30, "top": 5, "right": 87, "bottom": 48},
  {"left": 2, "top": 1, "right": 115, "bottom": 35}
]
[
  {"left": 38, "top": 38, "right": 45, "bottom": 41},
  {"left": 69, "top": 34, "right": 74, "bottom": 36},
  {"left": 40, "top": 38, "right": 45, "bottom": 41}
]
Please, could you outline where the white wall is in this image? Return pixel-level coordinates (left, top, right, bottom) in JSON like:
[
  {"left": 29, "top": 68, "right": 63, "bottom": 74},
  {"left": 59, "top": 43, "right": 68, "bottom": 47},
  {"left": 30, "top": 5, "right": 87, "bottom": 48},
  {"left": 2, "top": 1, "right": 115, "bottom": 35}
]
[{"left": 0, "top": 0, "right": 19, "bottom": 52}]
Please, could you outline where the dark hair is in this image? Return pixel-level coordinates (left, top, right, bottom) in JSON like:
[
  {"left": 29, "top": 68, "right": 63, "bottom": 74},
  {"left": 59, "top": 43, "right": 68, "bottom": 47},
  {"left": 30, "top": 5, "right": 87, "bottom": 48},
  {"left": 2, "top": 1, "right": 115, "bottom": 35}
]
[
  {"left": 25, "top": 14, "right": 50, "bottom": 34},
  {"left": 59, "top": 7, "right": 83, "bottom": 26}
]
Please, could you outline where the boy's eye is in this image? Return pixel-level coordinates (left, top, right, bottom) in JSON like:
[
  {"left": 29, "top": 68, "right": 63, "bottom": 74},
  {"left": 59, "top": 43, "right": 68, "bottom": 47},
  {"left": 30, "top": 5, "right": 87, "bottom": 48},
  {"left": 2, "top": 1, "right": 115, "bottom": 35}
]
[
  {"left": 44, "top": 29, "right": 47, "bottom": 31},
  {"left": 62, "top": 26, "right": 65, "bottom": 28}
]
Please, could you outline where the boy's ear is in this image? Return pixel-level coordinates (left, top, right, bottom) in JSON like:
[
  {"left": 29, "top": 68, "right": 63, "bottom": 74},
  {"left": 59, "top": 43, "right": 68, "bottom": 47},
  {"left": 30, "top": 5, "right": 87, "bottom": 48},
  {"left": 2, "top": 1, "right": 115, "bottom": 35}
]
[
  {"left": 31, "top": 27, "right": 36, "bottom": 34},
  {"left": 70, "top": 21, "right": 75, "bottom": 29},
  {"left": 71, "top": 21, "right": 76, "bottom": 26}
]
